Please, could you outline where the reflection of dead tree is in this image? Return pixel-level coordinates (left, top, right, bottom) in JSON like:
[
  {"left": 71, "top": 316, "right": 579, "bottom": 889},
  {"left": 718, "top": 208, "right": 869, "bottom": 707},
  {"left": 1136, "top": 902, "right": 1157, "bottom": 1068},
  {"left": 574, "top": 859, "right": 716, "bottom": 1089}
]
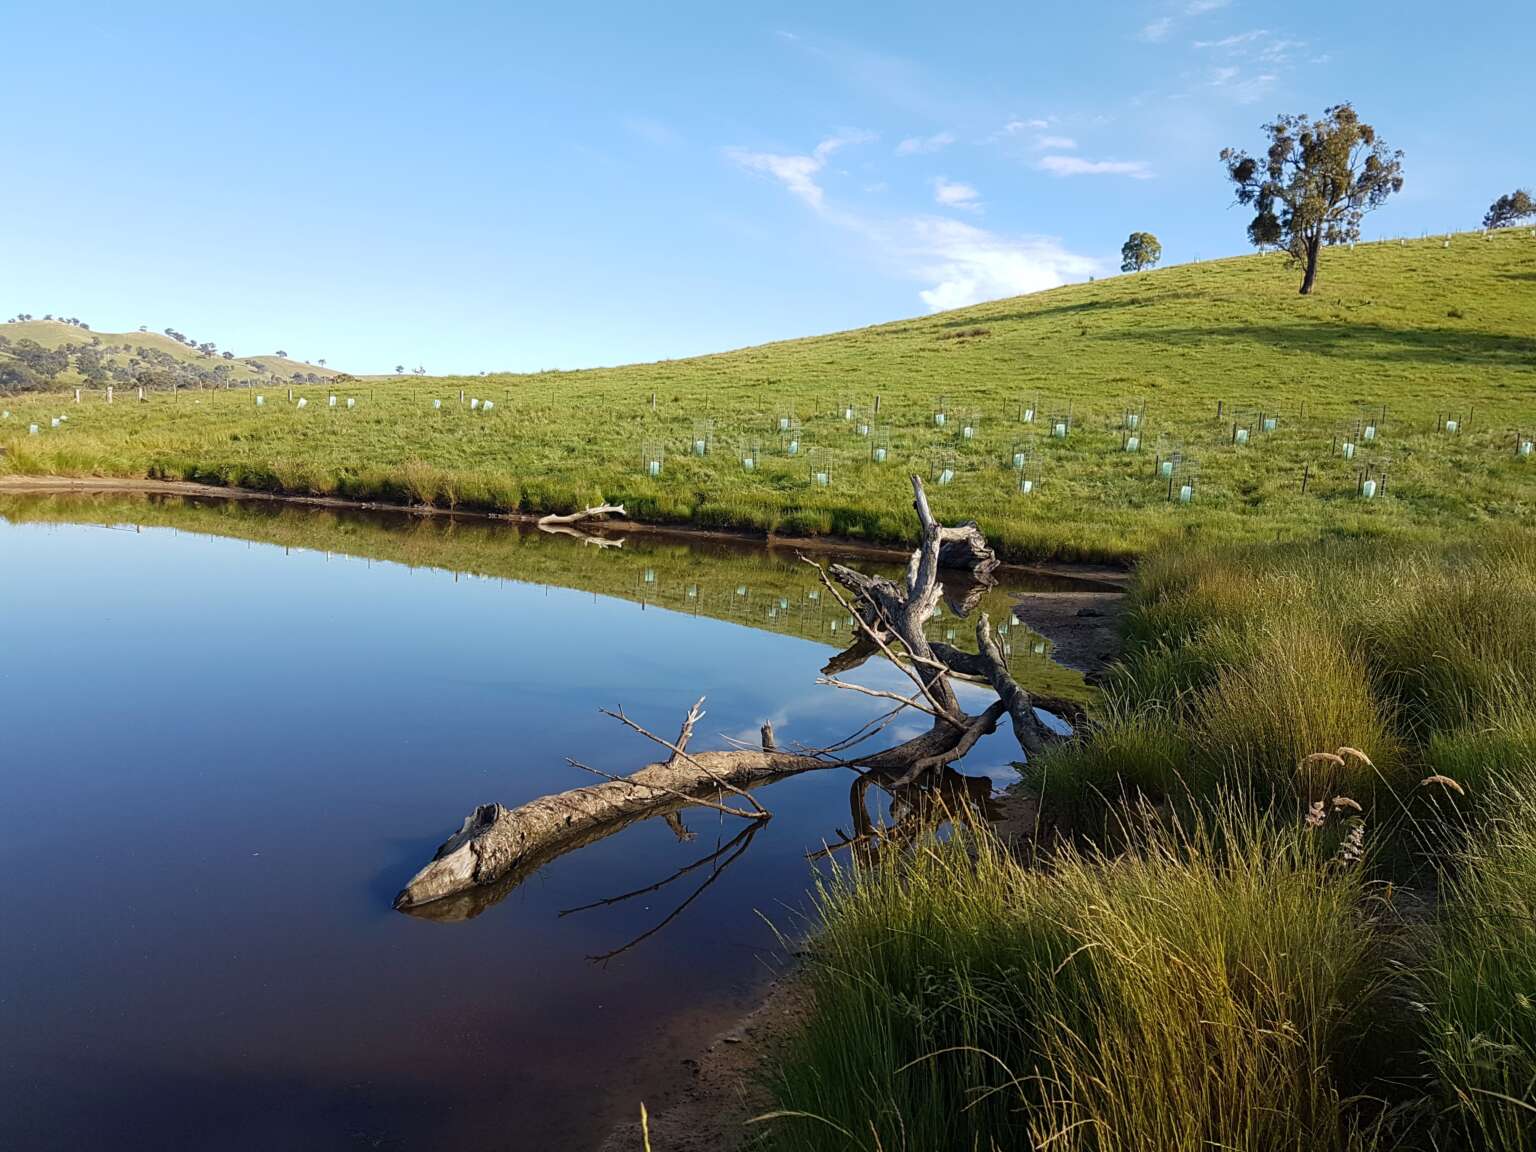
[
  {"left": 537, "top": 523, "right": 625, "bottom": 549},
  {"left": 809, "top": 765, "right": 1001, "bottom": 862},
  {"left": 567, "top": 821, "right": 764, "bottom": 964},
  {"left": 396, "top": 476, "right": 1062, "bottom": 913}
]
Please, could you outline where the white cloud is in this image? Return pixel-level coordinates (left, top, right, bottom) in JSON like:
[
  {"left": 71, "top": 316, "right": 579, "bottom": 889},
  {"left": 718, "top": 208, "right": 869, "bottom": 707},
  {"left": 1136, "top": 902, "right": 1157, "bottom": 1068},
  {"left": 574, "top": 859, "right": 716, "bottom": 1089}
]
[
  {"left": 1038, "top": 154, "right": 1152, "bottom": 179},
  {"left": 1034, "top": 134, "right": 1077, "bottom": 150},
  {"left": 727, "top": 134, "right": 1101, "bottom": 313},
  {"left": 1140, "top": 17, "right": 1173, "bottom": 42},
  {"left": 895, "top": 130, "right": 956, "bottom": 156},
  {"left": 725, "top": 132, "right": 875, "bottom": 210},
  {"left": 999, "top": 117, "right": 1050, "bottom": 136},
  {"left": 932, "top": 177, "right": 981, "bottom": 209},
  {"left": 909, "top": 218, "right": 1100, "bottom": 311},
  {"left": 1185, "top": 0, "right": 1230, "bottom": 12},
  {"left": 1194, "top": 29, "right": 1270, "bottom": 48},
  {"left": 727, "top": 148, "right": 828, "bottom": 208}
]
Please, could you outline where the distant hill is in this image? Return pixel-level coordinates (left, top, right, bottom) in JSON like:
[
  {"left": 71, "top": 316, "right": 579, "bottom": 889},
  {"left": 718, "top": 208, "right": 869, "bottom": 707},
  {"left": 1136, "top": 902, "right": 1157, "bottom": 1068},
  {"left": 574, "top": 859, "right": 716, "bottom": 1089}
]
[{"left": 0, "top": 319, "right": 343, "bottom": 390}]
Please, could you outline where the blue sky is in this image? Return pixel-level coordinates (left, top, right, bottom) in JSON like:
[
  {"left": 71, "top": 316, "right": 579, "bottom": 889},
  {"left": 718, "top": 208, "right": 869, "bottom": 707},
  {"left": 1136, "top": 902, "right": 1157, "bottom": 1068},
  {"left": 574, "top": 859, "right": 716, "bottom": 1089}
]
[{"left": 2, "top": 1, "right": 1530, "bottom": 374}]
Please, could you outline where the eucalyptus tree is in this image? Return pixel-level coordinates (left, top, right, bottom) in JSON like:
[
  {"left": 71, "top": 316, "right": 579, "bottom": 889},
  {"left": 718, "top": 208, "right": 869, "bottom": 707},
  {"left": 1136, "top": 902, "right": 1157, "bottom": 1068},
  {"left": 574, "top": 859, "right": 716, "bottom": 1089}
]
[{"left": 1221, "top": 104, "right": 1403, "bottom": 294}]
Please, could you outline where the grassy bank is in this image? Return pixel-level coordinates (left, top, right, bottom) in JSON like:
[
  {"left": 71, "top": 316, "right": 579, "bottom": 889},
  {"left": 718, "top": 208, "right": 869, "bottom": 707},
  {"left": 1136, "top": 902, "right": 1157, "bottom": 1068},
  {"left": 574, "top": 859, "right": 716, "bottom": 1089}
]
[
  {"left": 4, "top": 232, "right": 1534, "bottom": 562},
  {"left": 763, "top": 530, "right": 1536, "bottom": 1150}
]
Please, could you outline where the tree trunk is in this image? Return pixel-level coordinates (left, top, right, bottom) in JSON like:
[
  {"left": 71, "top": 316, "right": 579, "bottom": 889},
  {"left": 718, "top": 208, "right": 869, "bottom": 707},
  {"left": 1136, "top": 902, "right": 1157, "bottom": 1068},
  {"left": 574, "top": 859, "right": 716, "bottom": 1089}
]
[
  {"left": 394, "top": 747, "right": 825, "bottom": 911},
  {"left": 1299, "top": 233, "right": 1322, "bottom": 295}
]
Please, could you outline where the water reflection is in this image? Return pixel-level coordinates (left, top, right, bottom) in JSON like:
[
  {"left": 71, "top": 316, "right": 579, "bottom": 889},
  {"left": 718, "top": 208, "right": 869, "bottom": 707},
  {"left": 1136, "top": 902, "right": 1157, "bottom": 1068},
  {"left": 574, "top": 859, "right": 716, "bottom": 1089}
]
[{"left": 0, "top": 492, "right": 1095, "bottom": 1152}]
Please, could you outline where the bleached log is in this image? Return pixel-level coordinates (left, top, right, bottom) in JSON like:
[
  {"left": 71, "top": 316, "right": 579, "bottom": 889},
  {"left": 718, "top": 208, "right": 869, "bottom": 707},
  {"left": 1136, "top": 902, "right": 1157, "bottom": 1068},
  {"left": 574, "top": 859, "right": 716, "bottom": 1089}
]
[{"left": 536, "top": 502, "right": 626, "bottom": 527}]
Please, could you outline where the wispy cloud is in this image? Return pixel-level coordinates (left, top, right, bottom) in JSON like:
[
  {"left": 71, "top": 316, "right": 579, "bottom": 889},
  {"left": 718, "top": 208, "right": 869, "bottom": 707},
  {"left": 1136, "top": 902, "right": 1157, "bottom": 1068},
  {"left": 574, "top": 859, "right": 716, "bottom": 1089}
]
[
  {"left": 1140, "top": 17, "right": 1173, "bottom": 42},
  {"left": 724, "top": 132, "right": 876, "bottom": 210},
  {"left": 994, "top": 117, "right": 1050, "bottom": 138},
  {"left": 895, "top": 130, "right": 956, "bottom": 156},
  {"left": 1185, "top": 0, "right": 1230, "bottom": 12},
  {"left": 1034, "top": 134, "right": 1077, "bottom": 150},
  {"left": 1193, "top": 29, "right": 1270, "bottom": 48},
  {"left": 727, "top": 134, "right": 1101, "bottom": 312},
  {"left": 1038, "top": 154, "right": 1152, "bottom": 179},
  {"left": 932, "top": 177, "right": 981, "bottom": 210},
  {"left": 1206, "top": 65, "right": 1278, "bottom": 103}
]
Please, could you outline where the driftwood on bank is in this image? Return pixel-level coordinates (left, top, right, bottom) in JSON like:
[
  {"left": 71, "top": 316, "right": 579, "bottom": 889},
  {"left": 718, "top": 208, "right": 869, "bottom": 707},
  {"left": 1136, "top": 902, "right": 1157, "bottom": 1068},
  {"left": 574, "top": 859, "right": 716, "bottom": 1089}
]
[
  {"left": 397, "top": 475, "right": 1064, "bottom": 913},
  {"left": 536, "top": 502, "right": 626, "bottom": 527}
]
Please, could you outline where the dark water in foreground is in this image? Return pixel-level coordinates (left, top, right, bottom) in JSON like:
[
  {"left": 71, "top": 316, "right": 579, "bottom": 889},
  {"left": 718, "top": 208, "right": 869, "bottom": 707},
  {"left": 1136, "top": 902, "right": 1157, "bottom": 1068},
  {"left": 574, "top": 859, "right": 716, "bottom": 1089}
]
[{"left": 0, "top": 495, "right": 1088, "bottom": 1151}]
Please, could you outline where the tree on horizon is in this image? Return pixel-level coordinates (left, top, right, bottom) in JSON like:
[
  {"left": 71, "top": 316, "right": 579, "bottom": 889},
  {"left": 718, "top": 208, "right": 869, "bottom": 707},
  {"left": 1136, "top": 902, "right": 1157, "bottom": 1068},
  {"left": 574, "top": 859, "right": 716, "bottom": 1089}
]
[
  {"left": 1121, "top": 232, "right": 1162, "bottom": 272},
  {"left": 1221, "top": 103, "right": 1403, "bottom": 294},
  {"left": 1483, "top": 189, "right": 1535, "bottom": 229}
]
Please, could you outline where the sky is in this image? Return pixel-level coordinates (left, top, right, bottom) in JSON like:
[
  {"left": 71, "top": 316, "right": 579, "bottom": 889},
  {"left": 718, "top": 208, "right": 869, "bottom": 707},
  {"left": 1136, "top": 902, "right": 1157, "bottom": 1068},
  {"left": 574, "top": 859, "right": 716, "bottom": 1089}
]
[{"left": 2, "top": 1, "right": 1531, "bottom": 374}]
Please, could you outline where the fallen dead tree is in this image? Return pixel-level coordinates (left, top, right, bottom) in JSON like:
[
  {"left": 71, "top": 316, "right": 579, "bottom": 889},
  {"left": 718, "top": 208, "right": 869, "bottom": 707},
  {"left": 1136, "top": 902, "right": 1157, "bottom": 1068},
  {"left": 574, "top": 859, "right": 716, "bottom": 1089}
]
[
  {"left": 396, "top": 475, "right": 1064, "bottom": 913},
  {"left": 536, "top": 501, "right": 626, "bottom": 527}
]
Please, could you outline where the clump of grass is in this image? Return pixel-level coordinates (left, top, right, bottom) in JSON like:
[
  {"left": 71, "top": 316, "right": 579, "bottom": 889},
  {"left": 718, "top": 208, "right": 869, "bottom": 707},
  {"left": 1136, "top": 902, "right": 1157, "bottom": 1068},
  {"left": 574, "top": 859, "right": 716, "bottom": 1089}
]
[
  {"left": 763, "top": 805, "right": 1387, "bottom": 1152},
  {"left": 1190, "top": 617, "right": 1402, "bottom": 801},
  {"left": 1420, "top": 769, "right": 1536, "bottom": 1150}
]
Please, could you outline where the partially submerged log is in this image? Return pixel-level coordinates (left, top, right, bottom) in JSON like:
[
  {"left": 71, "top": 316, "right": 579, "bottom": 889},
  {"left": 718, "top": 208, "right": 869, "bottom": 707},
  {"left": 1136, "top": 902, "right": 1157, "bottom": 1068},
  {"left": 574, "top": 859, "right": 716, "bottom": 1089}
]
[
  {"left": 397, "top": 475, "right": 1070, "bottom": 913},
  {"left": 394, "top": 746, "right": 823, "bottom": 911}
]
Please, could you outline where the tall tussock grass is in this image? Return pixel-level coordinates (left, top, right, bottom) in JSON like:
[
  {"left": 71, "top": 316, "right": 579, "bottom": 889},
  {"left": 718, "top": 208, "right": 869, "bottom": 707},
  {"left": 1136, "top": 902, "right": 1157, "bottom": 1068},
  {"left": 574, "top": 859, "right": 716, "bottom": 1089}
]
[
  {"left": 1045, "top": 533, "right": 1535, "bottom": 826},
  {"left": 762, "top": 806, "right": 1388, "bottom": 1152},
  {"left": 767, "top": 531, "right": 1536, "bottom": 1152},
  {"left": 1421, "top": 768, "right": 1536, "bottom": 1151}
]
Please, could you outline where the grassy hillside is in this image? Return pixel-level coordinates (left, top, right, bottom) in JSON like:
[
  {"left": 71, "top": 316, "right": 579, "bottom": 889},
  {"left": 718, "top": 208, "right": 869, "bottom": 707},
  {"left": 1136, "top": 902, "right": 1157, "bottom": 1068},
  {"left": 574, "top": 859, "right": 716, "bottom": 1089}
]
[
  {"left": 3, "top": 231, "right": 1533, "bottom": 561},
  {"left": 0, "top": 319, "right": 342, "bottom": 385}
]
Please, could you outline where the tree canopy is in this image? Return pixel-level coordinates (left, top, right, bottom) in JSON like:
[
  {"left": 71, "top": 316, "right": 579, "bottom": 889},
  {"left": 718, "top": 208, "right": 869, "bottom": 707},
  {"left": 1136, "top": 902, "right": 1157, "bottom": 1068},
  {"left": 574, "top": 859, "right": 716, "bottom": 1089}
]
[
  {"left": 1120, "top": 232, "right": 1162, "bottom": 272},
  {"left": 1483, "top": 189, "right": 1535, "bottom": 230},
  {"left": 1221, "top": 103, "right": 1403, "bottom": 294}
]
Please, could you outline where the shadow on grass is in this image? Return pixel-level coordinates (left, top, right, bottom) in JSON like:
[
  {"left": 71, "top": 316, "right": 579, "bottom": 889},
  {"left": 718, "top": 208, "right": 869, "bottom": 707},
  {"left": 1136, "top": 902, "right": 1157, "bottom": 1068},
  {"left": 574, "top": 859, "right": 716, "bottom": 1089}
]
[{"left": 1096, "top": 321, "right": 1536, "bottom": 367}]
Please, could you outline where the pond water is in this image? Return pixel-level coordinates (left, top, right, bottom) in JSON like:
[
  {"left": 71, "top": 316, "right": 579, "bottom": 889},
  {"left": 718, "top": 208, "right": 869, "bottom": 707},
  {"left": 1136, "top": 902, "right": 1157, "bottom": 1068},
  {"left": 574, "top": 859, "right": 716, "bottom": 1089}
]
[{"left": 0, "top": 494, "right": 1093, "bottom": 1151}]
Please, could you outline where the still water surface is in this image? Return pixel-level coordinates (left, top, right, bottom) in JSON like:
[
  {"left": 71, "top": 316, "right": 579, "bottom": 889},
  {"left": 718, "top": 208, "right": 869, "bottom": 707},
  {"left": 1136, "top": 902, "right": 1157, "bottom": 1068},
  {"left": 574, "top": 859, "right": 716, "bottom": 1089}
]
[{"left": 0, "top": 495, "right": 1086, "bottom": 1151}]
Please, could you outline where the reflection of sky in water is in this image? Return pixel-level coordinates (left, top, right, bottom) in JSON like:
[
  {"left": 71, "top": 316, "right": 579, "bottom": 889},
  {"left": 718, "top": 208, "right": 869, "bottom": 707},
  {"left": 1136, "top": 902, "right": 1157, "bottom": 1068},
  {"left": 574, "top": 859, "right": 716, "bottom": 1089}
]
[{"left": 0, "top": 513, "right": 1043, "bottom": 1151}]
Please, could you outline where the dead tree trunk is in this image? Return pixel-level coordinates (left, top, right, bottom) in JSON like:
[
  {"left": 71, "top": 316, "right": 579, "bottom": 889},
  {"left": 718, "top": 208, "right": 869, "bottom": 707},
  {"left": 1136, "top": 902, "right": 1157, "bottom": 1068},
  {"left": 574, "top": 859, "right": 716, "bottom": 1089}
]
[
  {"left": 396, "top": 475, "right": 1064, "bottom": 911},
  {"left": 395, "top": 746, "right": 823, "bottom": 910}
]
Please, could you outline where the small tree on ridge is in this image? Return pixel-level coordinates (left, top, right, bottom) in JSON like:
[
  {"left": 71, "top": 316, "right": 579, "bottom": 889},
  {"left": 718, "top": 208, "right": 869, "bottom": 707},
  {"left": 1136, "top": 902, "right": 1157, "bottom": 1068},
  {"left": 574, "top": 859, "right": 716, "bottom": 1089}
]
[
  {"left": 1121, "top": 232, "right": 1162, "bottom": 272},
  {"left": 1484, "top": 189, "right": 1535, "bottom": 230}
]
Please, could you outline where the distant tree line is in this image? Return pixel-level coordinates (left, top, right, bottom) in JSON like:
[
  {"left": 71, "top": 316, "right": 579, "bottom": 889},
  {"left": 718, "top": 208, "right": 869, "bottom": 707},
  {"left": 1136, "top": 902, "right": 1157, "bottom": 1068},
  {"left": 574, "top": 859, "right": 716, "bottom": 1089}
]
[{"left": 0, "top": 330, "right": 335, "bottom": 395}]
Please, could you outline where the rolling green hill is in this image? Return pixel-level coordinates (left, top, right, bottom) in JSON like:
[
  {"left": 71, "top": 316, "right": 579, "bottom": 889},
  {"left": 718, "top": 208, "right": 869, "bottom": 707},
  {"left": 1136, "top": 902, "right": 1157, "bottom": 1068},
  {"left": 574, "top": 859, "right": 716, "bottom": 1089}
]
[
  {"left": 0, "top": 318, "right": 342, "bottom": 387},
  {"left": 3, "top": 231, "right": 1533, "bottom": 561}
]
